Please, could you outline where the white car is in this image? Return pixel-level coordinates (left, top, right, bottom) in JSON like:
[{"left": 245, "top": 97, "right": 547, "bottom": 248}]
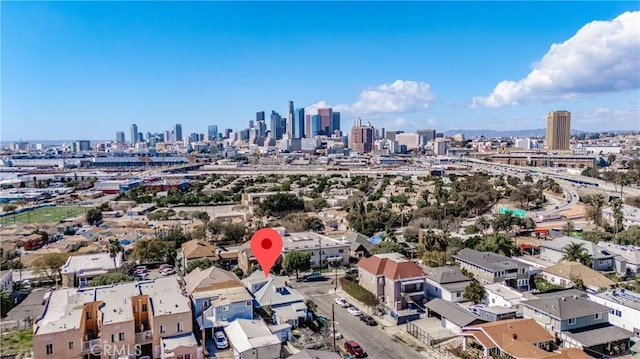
[
  {"left": 160, "top": 268, "right": 175, "bottom": 276},
  {"left": 214, "top": 331, "right": 229, "bottom": 349},
  {"left": 335, "top": 297, "right": 349, "bottom": 308},
  {"left": 347, "top": 306, "right": 362, "bottom": 316}
]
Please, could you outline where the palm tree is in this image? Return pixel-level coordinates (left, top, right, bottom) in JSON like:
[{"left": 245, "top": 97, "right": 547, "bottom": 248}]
[
  {"left": 108, "top": 238, "right": 123, "bottom": 270},
  {"left": 587, "top": 194, "right": 606, "bottom": 228},
  {"left": 611, "top": 198, "right": 624, "bottom": 240},
  {"left": 562, "top": 242, "right": 592, "bottom": 267}
]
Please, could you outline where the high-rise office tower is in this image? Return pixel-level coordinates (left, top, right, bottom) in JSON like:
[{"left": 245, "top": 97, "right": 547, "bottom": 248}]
[
  {"left": 116, "top": 131, "right": 125, "bottom": 144},
  {"left": 208, "top": 125, "right": 218, "bottom": 141},
  {"left": 256, "top": 111, "right": 265, "bottom": 122},
  {"left": 332, "top": 112, "right": 341, "bottom": 133},
  {"left": 350, "top": 118, "right": 374, "bottom": 153},
  {"left": 130, "top": 124, "right": 138, "bottom": 144},
  {"left": 286, "top": 101, "right": 295, "bottom": 136},
  {"left": 248, "top": 120, "right": 254, "bottom": 129},
  {"left": 270, "top": 110, "right": 283, "bottom": 140},
  {"left": 546, "top": 111, "right": 571, "bottom": 151},
  {"left": 318, "top": 108, "right": 333, "bottom": 135},
  {"left": 174, "top": 124, "right": 183, "bottom": 142},
  {"left": 294, "top": 108, "right": 305, "bottom": 138},
  {"left": 310, "top": 115, "right": 322, "bottom": 137},
  {"left": 224, "top": 128, "right": 232, "bottom": 139},
  {"left": 305, "top": 114, "right": 312, "bottom": 138}
]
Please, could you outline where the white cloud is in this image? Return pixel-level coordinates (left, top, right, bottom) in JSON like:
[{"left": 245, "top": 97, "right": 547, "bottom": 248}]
[
  {"left": 426, "top": 118, "right": 437, "bottom": 126},
  {"left": 306, "top": 80, "right": 435, "bottom": 116},
  {"left": 473, "top": 11, "right": 640, "bottom": 107}
]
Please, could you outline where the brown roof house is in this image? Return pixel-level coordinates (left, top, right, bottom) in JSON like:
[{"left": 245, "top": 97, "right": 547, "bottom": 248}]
[
  {"left": 541, "top": 261, "right": 615, "bottom": 293},
  {"left": 461, "top": 318, "right": 591, "bottom": 359},
  {"left": 179, "top": 239, "right": 219, "bottom": 269},
  {"left": 357, "top": 252, "right": 427, "bottom": 311}
]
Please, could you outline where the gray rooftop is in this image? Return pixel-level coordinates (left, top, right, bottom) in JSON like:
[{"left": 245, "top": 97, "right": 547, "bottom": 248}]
[
  {"left": 540, "top": 236, "right": 614, "bottom": 260},
  {"left": 61, "top": 252, "right": 122, "bottom": 275},
  {"left": 563, "top": 324, "right": 633, "bottom": 347},
  {"left": 426, "top": 298, "right": 484, "bottom": 327},
  {"left": 591, "top": 289, "right": 640, "bottom": 311},
  {"left": 423, "top": 266, "right": 471, "bottom": 284},
  {"left": 453, "top": 248, "right": 526, "bottom": 272},
  {"left": 242, "top": 271, "right": 305, "bottom": 308},
  {"left": 523, "top": 296, "right": 608, "bottom": 320}
]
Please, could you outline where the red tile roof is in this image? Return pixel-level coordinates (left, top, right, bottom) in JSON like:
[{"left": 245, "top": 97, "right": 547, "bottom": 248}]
[{"left": 358, "top": 254, "right": 426, "bottom": 280}]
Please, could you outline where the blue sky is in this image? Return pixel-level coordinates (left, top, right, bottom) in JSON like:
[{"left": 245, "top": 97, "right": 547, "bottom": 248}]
[{"left": 2, "top": 1, "right": 639, "bottom": 141}]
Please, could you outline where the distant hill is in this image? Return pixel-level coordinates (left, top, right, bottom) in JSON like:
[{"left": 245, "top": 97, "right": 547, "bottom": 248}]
[{"left": 442, "top": 129, "right": 585, "bottom": 138}]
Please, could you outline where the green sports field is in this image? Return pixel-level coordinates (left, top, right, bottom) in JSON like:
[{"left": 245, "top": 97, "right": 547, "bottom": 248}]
[{"left": 0, "top": 206, "right": 87, "bottom": 225}]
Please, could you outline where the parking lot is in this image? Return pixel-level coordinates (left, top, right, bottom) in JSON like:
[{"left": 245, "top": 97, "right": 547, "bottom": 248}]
[{"left": 5, "top": 288, "right": 47, "bottom": 323}]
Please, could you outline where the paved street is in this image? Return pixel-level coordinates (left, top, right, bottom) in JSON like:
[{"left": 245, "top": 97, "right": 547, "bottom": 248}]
[
  {"left": 292, "top": 279, "right": 426, "bottom": 359},
  {"left": 5, "top": 288, "right": 47, "bottom": 322}
]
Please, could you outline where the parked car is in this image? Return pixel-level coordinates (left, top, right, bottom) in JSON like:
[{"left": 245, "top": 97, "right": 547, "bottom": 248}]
[
  {"left": 344, "top": 340, "right": 366, "bottom": 358},
  {"left": 133, "top": 273, "right": 150, "bottom": 280},
  {"left": 214, "top": 331, "right": 229, "bottom": 349},
  {"left": 335, "top": 297, "right": 349, "bottom": 308},
  {"left": 333, "top": 331, "right": 343, "bottom": 340},
  {"left": 347, "top": 306, "right": 362, "bottom": 316},
  {"left": 160, "top": 268, "right": 175, "bottom": 276},
  {"left": 159, "top": 264, "right": 173, "bottom": 271},
  {"left": 359, "top": 315, "right": 377, "bottom": 326},
  {"left": 345, "top": 268, "right": 359, "bottom": 275},
  {"left": 303, "top": 272, "right": 324, "bottom": 282}
]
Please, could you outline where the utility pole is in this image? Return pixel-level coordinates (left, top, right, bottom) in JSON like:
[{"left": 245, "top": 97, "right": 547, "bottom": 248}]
[{"left": 332, "top": 303, "right": 337, "bottom": 353}]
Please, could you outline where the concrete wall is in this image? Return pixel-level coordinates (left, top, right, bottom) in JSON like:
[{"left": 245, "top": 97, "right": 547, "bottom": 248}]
[{"left": 34, "top": 329, "right": 82, "bottom": 359}]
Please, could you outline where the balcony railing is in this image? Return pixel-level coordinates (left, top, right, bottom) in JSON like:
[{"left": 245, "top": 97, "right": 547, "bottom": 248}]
[
  {"left": 135, "top": 330, "right": 153, "bottom": 344},
  {"left": 81, "top": 338, "right": 102, "bottom": 354}
]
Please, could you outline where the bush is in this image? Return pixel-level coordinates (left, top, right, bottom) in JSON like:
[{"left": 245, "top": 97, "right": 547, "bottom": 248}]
[{"left": 339, "top": 277, "right": 378, "bottom": 307}]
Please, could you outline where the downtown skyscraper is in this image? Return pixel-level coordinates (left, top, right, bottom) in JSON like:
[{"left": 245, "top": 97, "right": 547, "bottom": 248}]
[
  {"left": 130, "top": 124, "right": 138, "bottom": 144},
  {"left": 294, "top": 108, "right": 305, "bottom": 138}
]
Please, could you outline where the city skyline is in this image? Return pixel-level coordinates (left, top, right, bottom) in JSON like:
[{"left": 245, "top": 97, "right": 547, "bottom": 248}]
[{"left": 2, "top": 2, "right": 639, "bottom": 141}]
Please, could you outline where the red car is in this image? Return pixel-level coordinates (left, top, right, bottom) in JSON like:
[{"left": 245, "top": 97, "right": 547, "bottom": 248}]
[{"left": 344, "top": 340, "right": 366, "bottom": 358}]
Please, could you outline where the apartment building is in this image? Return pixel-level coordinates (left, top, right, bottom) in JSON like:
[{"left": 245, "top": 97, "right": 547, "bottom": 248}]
[
  {"left": 452, "top": 248, "right": 530, "bottom": 290},
  {"left": 588, "top": 289, "right": 640, "bottom": 336},
  {"left": 422, "top": 266, "right": 471, "bottom": 303},
  {"left": 358, "top": 253, "right": 427, "bottom": 311},
  {"left": 33, "top": 277, "right": 197, "bottom": 359},
  {"left": 539, "top": 237, "right": 615, "bottom": 273},
  {"left": 61, "top": 252, "right": 123, "bottom": 287}
]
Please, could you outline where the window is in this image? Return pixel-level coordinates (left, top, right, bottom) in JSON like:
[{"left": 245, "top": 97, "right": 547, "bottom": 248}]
[
  {"left": 111, "top": 334, "right": 115, "bottom": 343},
  {"left": 568, "top": 318, "right": 576, "bottom": 325},
  {"left": 177, "top": 322, "right": 184, "bottom": 332},
  {"left": 339, "top": 249, "right": 344, "bottom": 253},
  {"left": 222, "top": 306, "right": 229, "bottom": 311},
  {"left": 456, "top": 292, "right": 461, "bottom": 298},
  {"left": 46, "top": 344, "right": 53, "bottom": 355},
  {"left": 142, "top": 304, "right": 148, "bottom": 312},
  {"left": 595, "top": 313, "right": 601, "bottom": 320},
  {"left": 246, "top": 300, "right": 252, "bottom": 307},
  {"left": 118, "top": 333, "right": 125, "bottom": 341},
  {"left": 68, "top": 341, "right": 74, "bottom": 349},
  {"left": 85, "top": 312, "right": 91, "bottom": 320},
  {"left": 616, "top": 310, "right": 622, "bottom": 317},
  {"left": 185, "top": 355, "right": 191, "bottom": 359},
  {"left": 160, "top": 325, "right": 166, "bottom": 334}
]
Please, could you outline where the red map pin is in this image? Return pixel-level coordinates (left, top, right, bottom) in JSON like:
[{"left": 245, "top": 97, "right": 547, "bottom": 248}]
[{"left": 250, "top": 228, "right": 283, "bottom": 277}]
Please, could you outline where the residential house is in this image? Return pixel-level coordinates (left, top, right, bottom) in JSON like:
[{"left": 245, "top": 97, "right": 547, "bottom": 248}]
[
  {"left": 539, "top": 237, "right": 615, "bottom": 273},
  {"left": 523, "top": 295, "right": 633, "bottom": 356},
  {"left": 484, "top": 283, "right": 526, "bottom": 314},
  {"left": 358, "top": 253, "right": 428, "bottom": 311},
  {"left": 588, "top": 289, "right": 640, "bottom": 336},
  {"left": 183, "top": 266, "right": 253, "bottom": 331},
  {"left": 0, "top": 269, "right": 12, "bottom": 294},
  {"left": 461, "top": 318, "right": 590, "bottom": 359},
  {"left": 452, "top": 248, "right": 530, "bottom": 290},
  {"left": 60, "top": 252, "right": 123, "bottom": 287},
  {"left": 425, "top": 298, "right": 485, "bottom": 333},
  {"left": 224, "top": 319, "right": 283, "bottom": 359},
  {"left": 337, "top": 232, "right": 375, "bottom": 260},
  {"left": 423, "top": 266, "right": 472, "bottom": 303},
  {"left": 33, "top": 277, "right": 197, "bottom": 359},
  {"left": 541, "top": 261, "right": 615, "bottom": 292},
  {"left": 597, "top": 242, "right": 640, "bottom": 277},
  {"left": 180, "top": 239, "right": 219, "bottom": 269},
  {"left": 239, "top": 228, "right": 350, "bottom": 271},
  {"left": 476, "top": 306, "right": 518, "bottom": 322},
  {"left": 242, "top": 272, "right": 307, "bottom": 327}
]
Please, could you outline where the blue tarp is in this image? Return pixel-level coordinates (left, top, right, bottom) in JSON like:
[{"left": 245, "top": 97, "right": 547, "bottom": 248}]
[{"left": 368, "top": 234, "right": 382, "bottom": 244}]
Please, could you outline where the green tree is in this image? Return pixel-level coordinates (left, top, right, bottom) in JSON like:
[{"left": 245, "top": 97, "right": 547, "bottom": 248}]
[
  {"left": 611, "top": 198, "right": 624, "bottom": 239},
  {"left": 303, "top": 217, "right": 325, "bottom": 232},
  {"left": 259, "top": 193, "right": 305, "bottom": 217},
  {"left": 370, "top": 241, "right": 404, "bottom": 255},
  {"left": 89, "top": 272, "right": 131, "bottom": 286},
  {"left": 463, "top": 280, "right": 486, "bottom": 304},
  {"left": 130, "top": 238, "right": 176, "bottom": 264},
  {"left": 586, "top": 194, "right": 606, "bottom": 227},
  {"left": 283, "top": 250, "right": 311, "bottom": 279},
  {"left": 86, "top": 208, "right": 103, "bottom": 226},
  {"left": 186, "top": 258, "right": 215, "bottom": 273},
  {"left": 107, "top": 238, "right": 123, "bottom": 270},
  {"left": 32, "top": 253, "right": 71, "bottom": 285},
  {"left": 305, "top": 299, "right": 318, "bottom": 314},
  {"left": 0, "top": 290, "right": 12, "bottom": 318},
  {"left": 562, "top": 242, "right": 592, "bottom": 267}
]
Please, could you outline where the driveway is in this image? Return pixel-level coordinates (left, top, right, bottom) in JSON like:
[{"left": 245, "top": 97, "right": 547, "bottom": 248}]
[
  {"left": 293, "top": 280, "right": 426, "bottom": 359},
  {"left": 5, "top": 288, "right": 47, "bottom": 322}
]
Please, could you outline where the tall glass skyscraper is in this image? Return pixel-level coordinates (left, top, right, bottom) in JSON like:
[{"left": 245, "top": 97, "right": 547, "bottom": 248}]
[
  {"left": 332, "top": 112, "right": 341, "bottom": 133},
  {"left": 294, "top": 108, "right": 305, "bottom": 138},
  {"left": 174, "top": 124, "right": 183, "bottom": 142},
  {"left": 130, "top": 124, "right": 138, "bottom": 144},
  {"left": 207, "top": 125, "right": 218, "bottom": 141},
  {"left": 311, "top": 115, "right": 322, "bottom": 137}
]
